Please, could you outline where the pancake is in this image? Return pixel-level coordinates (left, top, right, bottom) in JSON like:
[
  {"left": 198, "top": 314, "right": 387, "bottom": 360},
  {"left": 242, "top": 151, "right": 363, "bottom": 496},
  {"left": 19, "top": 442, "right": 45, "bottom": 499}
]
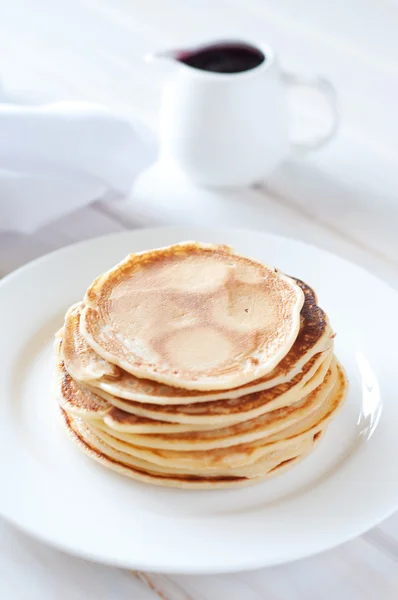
[
  {"left": 57, "top": 346, "right": 332, "bottom": 434},
  {"left": 84, "top": 366, "right": 347, "bottom": 470},
  {"left": 59, "top": 352, "right": 347, "bottom": 482},
  {"left": 62, "top": 303, "right": 120, "bottom": 382},
  {"left": 71, "top": 278, "right": 331, "bottom": 403},
  {"left": 91, "top": 348, "right": 334, "bottom": 427},
  {"left": 62, "top": 408, "right": 321, "bottom": 488},
  {"left": 68, "top": 410, "right": 317, "bottom": 478},
  {"left": 57, "top": 357, "right": 110, "bottom": 419},
  {"left": 80, "top": 242, "right": 305, "bottom": 391},
  {"left": 57, "top": 359, "right": 223, "bottom": 433},
  {"left": 87, "top": 361, "right": 337, "bottom": 451},
  {"left": 77, "top": 279, "right": 333, "bottom": 404},
  {"left": 75, "top": 363, "right": 346, "bottom": 472}
]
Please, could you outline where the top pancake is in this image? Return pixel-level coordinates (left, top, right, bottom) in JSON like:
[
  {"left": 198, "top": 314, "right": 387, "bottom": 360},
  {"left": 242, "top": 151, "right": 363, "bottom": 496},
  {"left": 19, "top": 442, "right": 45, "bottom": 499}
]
[
  {"left": 63, "top": 278, "right": 330, "bottom": 403},
  {"left": 80, "top": 242, "right": 305, "bottom": 391}
]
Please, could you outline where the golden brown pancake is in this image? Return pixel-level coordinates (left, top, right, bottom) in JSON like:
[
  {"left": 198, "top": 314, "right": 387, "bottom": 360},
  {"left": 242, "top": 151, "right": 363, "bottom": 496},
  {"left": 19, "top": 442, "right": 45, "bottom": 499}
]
[
  {"left": 57, "top": 358, "right": 110, "bottom": 419},
  {"left": 86, "top": 361, "right": 337, "bottom": 451},
  {"left": 90, "top": 349, "right": 333, "bottom": 427},
  {"left": 68, "top": 278, "right": 331, "bottom": 403},
  {"left": 70, "top": 364, "right": 346, "bottom": 472},
  {"left": 67, "top": 411, "right": 318, "bottom": 478},
  {"left": 57, "top": 358, "right": 223, "bottom": 433},
  {"left": 59, "top": 345, "right": 347, "bottom": 484},
  {"left": 58, "top": 343, "right": 332, "bottom": 430},
  {"left": 80, "top": 242, "right": 304, "bottom": 391},
  {"left": 62, "top": 303, "right": 120, "bottom": 382},
  {"left": 62, "top": 408, "right": 323, "bottom": 489},
  {"left": 56, "top": 340, "right": 333, "bottom": 431}
]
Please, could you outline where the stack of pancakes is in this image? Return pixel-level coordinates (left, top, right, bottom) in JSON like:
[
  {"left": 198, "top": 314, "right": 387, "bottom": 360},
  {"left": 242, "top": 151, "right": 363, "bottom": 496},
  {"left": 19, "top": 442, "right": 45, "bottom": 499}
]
[{"left": 55, "top": 242, "right": 347, "bottom": 489}]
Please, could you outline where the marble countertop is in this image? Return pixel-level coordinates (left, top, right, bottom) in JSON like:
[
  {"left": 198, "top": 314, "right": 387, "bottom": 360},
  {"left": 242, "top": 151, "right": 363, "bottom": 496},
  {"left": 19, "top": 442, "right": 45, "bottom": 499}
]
[{"left": 1, "top": 1, "right": 398, "bottom": 598}]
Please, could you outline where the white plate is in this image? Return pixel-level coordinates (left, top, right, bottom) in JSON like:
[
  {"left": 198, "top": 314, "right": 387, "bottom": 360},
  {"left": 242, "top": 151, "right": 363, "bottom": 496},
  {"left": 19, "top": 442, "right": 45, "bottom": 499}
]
[{"left": 0, "top": 226, "right": 397, "bottom": 574}]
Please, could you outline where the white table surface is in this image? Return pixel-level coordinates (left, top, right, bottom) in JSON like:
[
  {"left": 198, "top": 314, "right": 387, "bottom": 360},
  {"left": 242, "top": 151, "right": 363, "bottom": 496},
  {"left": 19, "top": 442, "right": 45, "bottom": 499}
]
[{"left": 1, "top": 1, "right": 398, "bottom": 598}]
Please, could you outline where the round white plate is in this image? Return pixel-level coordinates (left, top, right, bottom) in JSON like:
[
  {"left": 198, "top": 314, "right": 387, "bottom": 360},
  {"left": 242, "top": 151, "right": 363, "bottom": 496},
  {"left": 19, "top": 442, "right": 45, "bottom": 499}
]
[{"left": 0, "top": 226, "right": 397, "bottom": 574}]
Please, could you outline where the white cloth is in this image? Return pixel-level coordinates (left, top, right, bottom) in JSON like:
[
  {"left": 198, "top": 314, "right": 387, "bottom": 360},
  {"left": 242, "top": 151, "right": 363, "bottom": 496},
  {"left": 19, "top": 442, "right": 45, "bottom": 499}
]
[{"left": 0, "top": 101, "right": 157, "bottom": 232}]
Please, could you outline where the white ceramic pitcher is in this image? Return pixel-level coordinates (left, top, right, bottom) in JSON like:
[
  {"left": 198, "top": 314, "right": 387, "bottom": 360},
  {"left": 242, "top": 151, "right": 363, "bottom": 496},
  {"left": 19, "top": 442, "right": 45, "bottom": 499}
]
[{"left": 148, "top": 39, "right": 339, "bottom": 188}]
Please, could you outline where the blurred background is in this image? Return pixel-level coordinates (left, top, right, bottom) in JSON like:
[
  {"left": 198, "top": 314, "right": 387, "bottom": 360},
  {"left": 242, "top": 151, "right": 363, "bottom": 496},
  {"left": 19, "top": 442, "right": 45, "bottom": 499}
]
[
  {"left": 2, "top": 0, "right": 398, "bottom": 144},
  {"left": 1, "top": 1, "right": 397, "bottom": 285}
]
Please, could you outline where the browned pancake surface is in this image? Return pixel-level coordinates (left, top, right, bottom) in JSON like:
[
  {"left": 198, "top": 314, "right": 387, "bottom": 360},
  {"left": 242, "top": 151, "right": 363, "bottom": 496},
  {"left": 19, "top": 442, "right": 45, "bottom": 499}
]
[{"left": 81, "top": 243, "right": 304, "bottom": 391}]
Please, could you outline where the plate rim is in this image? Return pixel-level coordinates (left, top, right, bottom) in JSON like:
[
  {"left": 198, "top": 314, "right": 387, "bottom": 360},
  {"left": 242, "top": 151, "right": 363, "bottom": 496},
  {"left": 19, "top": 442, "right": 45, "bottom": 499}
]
[{"left": 2, "top": 224, "right": 396, "bottom": 297}]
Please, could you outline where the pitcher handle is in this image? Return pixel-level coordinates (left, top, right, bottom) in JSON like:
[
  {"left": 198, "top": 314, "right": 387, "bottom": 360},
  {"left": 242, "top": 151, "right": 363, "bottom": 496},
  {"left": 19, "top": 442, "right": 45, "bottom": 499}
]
[{"left": 282, "top": 71, "right": 339, "bottom": 153}]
